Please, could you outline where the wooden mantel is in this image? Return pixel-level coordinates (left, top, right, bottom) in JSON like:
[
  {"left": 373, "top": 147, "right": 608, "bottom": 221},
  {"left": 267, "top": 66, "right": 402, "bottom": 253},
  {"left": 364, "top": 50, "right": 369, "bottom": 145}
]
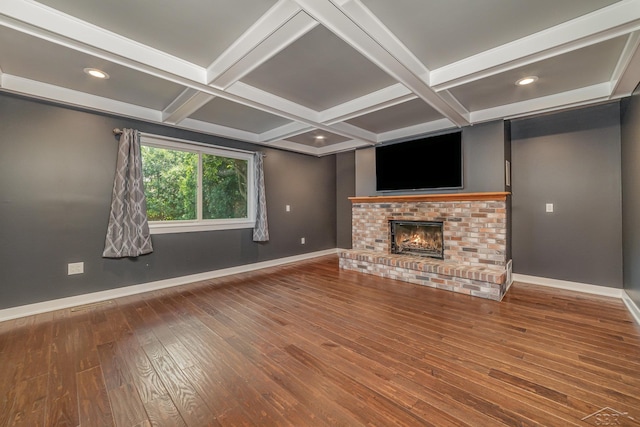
[{"left": 349, "top": 192, "right": 510, "bottom": 203}]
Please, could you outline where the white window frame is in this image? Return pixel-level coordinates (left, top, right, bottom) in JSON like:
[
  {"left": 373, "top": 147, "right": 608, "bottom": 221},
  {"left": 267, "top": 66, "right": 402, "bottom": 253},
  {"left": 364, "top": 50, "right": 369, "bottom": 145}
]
[{"left": 141, "top": 134, "right": 255, "bottom": 235}]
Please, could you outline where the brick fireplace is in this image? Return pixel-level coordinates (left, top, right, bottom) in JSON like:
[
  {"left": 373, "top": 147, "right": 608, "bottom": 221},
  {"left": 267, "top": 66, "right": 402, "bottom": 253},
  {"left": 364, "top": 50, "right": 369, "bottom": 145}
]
[{"left": 339, "top": 192, "right": 512, "bottom": 301}]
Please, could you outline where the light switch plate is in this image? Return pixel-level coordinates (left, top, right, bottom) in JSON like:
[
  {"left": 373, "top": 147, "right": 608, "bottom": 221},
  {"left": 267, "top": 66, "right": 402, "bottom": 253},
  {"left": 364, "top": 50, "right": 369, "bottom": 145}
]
[{"left": 545, "top": 203, "right": 554, "bottom": 213}]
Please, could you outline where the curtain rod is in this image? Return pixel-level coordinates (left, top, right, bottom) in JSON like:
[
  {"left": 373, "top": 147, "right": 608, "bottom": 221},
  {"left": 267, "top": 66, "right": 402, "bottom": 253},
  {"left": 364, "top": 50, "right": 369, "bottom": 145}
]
[{"left": 112, "top": 128, "right": 259, "bottom": 156}]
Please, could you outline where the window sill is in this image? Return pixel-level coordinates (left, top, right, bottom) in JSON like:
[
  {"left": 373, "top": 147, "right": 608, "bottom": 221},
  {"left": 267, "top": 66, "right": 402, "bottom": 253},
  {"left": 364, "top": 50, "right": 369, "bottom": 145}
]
[{"left": 148, "top": 219, "right": 255, "bottom": 235}]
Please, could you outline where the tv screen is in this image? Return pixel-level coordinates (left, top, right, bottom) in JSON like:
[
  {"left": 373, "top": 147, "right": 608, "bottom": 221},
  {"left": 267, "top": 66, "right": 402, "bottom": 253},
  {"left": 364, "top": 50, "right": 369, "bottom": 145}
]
[{"left": 376, "top": 131, "right": 463, "bottom": 191}]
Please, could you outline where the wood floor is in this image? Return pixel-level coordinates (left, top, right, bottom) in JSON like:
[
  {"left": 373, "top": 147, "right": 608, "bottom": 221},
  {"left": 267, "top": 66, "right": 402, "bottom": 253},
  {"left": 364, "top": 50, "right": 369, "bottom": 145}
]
[{"left": 1, "top": 256, "right": 639, "bottom": 426}]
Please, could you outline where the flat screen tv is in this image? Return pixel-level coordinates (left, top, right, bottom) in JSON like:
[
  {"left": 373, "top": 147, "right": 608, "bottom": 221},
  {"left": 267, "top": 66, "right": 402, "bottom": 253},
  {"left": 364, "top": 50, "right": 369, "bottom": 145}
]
[{"left": 376, "top": 131, "right": 463, "bottom": 191}]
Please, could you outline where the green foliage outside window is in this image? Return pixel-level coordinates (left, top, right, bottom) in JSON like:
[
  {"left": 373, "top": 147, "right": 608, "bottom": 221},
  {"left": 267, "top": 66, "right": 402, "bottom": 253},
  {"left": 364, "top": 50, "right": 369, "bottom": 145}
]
[
  {"left": 202, "top": 154, "right": 248, "bottom": 219},
  {"left": 141, "top": 145, "right": 248, "bottom": 222}
]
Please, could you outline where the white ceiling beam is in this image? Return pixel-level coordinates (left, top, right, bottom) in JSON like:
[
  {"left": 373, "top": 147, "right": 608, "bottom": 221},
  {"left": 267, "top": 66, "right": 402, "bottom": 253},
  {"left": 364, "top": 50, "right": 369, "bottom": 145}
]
[
  {"left": 0, "top": 14, "right": 214, "bottom": 96},
  {"left": 1, "top": 74, "right": 162, "bottom": 122},
  {"left": 227, "top": 81, "right": 319, "bottom": 122},
  {"left": 259, "top": 122, "right": 314, "bottom": 143},
  {"left": 338, "top": 0, "right": 430, "bottom": 80},
  {"left": 377, "top": 118, "right": 455, "bottom": 143},
  {"left": 227, "top": 81, "right": 376, "bottom": 143},
  {"left": 252, "top": 137, "right": 321, "bottom": 156},
  {"left": 177, "top": 118, "right": 340, "bottom": 157},
  {"left": 166, "top": 4, "right": 317, "bottom": 128},
  {"left": 431, "top": 0, "right": 640, "bottom": 91},
  {"left": 319, "top": 83, "right": 415, "bottom": 125},
  {"left": 433, "top": 91, "right": 471, "bottom": 123},
  {"left": 610, "top": 31, "right": 640, "bottom": 98},
  {"left": 470, "top": 82, "right": 612, "bottom": 123},
  {"left": 206, "top": 0, "right": 301, "bottom": 82},
  {"left": 0, "top": 1, "right": 319, "bottom": 129},
  {"left": 316, "top": 139, "right": 372, "bottom": 156},
  {"left": 174, "top": 118, "right": 260, "bottom": 143},
  {"left": 208, "top": 8, "right": 318, "bottom": 89},
  {"left": 162, "top": 89, "right": 214, "bottom": 125},
  {"left": 0, "top": 0, "right": 205, "bottom": 83},
  {"left": 329, "top": 122, "right": 377, "bottom": 144},
  {"left": 294, "top": 0, "right": 470, "bottom": 127}
]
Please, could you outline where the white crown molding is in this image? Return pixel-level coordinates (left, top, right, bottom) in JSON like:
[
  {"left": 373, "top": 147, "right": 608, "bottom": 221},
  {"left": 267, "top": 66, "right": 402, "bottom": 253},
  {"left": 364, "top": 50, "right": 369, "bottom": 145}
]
[
  {"left": 0, "top": 249, "right": 338, "bottom": 323},
  {"left": 0, "top": 0, "right": 205, "bottom": 83},
  {"left": 378, "top": 118, "right": 455, "bottom": 143},
  {"left": 293, "top": 0, "right": 469, "bottom": 127},
  {"left": 431, "top": 0, "right": 640, "bottom": 91},
  {"left": 610, "top": 31, "right": 640, "bottom": 98},
  {"left": 470, "top": 82, "right": 612, "bottom": 124},
  {"left": 1, "top": 73, "right": 162, "bottom": 121}
]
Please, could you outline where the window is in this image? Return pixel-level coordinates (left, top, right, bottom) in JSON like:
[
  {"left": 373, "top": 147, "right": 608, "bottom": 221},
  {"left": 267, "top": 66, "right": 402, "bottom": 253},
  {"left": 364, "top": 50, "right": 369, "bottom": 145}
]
[{"left": 140, "top": 135, "right": 254, "bottom": 234}]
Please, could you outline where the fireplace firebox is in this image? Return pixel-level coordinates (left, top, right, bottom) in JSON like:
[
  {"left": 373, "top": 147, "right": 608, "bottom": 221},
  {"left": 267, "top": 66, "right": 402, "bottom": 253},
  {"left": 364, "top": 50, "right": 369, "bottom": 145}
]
[{"left": 390, "top": 220, "right": 444, "bottom": 259}]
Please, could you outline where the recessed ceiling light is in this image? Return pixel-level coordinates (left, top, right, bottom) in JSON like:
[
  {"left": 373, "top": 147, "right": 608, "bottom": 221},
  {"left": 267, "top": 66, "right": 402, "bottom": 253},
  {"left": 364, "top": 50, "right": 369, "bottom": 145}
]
[
  {"left": 516, "top": 76, "right": 538, "bottom": 86},
  {"left": 84, "top": 68, "right": 109, "bottom": 79},
  {"left": 315, "top": 135, "right": 325, "bottom": 140}
]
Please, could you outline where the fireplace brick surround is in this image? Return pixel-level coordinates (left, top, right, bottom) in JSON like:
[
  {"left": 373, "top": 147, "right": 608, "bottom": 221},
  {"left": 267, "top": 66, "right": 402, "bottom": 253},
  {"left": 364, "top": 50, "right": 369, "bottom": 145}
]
[{"left": 339, "top": 192, "right": 512, "bottom": 301}]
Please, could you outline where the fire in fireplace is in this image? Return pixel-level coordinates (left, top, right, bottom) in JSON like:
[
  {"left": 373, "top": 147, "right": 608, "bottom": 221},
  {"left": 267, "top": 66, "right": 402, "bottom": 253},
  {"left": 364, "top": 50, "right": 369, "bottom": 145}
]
[{"left": 390, "top": 220, "right": 444, "bottom": 259}]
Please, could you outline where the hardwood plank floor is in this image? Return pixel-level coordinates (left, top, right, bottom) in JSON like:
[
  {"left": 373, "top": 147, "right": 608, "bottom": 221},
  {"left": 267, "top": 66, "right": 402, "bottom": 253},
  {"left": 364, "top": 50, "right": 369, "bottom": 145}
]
[{"left": 0, "top": 255, "right": 639, "bottom": 426}]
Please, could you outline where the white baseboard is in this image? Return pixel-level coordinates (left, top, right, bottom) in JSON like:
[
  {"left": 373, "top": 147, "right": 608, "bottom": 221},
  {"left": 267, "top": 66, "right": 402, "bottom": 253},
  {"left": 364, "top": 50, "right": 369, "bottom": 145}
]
[
  {"left": 513, "top": 273, "right": 640, "bottom": 325},
  {"left": 0, "top": 249, "right": 338, "bottom": 323},
  {"left": 512, "top": 273, "right": 624, "bottom": 298},
  {"left": 622, "top": 292, "right": 640, "bottom": 326}
]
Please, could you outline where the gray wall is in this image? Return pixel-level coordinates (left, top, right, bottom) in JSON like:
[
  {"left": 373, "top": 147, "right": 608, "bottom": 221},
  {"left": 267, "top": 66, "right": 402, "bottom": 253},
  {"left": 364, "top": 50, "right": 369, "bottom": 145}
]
[
  {"left": 336, "top": 151, "right": 355, "bottom": 248},
  {"left": 511, "top": 102, "right": 623, "bottom": 288},
  {"left": 0, "top": 94, "right": 337, "bottom": 309},
  {"left": 621, "top": 86, "right": 640, "bottom": 305},
  {"left": 355, "top": 120, "right": 506, "bottom": 196}
]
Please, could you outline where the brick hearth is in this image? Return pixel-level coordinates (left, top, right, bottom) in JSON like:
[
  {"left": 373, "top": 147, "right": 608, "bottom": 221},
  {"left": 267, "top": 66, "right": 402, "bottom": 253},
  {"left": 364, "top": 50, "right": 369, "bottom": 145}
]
[{"left": 339, "top": 192, "right": 512, "bottom": 301}]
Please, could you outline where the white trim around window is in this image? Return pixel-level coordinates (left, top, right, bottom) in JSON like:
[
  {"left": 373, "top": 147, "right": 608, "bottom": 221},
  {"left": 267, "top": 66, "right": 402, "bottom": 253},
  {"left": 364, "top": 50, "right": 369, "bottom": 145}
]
[{"left": 140, "top": 134, "right": 255, "bottom": 234}]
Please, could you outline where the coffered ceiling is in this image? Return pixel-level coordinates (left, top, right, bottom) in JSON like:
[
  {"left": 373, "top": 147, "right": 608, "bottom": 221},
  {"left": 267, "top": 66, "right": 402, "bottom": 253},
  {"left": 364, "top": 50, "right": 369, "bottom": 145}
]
[{"left": 1, "top": 0, "right": 639, "bottom": 156}]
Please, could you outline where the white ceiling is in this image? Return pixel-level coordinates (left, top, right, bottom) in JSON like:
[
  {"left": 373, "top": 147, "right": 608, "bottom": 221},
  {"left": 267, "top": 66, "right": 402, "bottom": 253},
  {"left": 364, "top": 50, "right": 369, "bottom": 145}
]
[{"left": 1, "top": 0, "right": 639, "bottom": 156}]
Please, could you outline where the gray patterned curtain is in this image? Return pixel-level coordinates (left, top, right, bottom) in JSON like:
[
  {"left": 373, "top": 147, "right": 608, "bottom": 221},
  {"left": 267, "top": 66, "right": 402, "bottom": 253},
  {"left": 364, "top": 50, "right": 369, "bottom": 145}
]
[
  {"left": 252, "top": 152, "right": 269, "bottom": 242},
  {"left": 103, "top": 129, "right": 153, "bottom": 258}
]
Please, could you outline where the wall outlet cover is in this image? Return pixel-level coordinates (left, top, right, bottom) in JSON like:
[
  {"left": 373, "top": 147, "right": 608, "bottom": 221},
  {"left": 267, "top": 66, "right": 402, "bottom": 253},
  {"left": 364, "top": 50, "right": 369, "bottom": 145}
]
[{"left": 68, "top": 262, "right": 84, "bottom": 275}]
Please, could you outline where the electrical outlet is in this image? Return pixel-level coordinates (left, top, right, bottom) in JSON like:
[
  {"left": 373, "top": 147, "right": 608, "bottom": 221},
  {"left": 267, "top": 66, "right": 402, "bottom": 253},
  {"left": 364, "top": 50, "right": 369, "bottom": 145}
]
[
  {"left": 68, "top": 262, "right": 84, "bottom": 275},
  {"left": 301, "top": 237, "right": 305, "bottom": 244},
  {"left": 286, "top": 205, "right": 290, "bottom": 212},
  {"left": 545, "top": 203, "right": 554, "bottom": 213}
]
